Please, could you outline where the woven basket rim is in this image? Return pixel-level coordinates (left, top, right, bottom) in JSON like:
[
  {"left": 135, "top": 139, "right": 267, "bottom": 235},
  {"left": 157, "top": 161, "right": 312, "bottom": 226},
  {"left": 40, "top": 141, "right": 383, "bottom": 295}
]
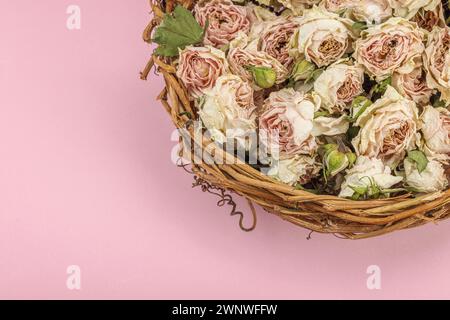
[{"left": 142, "top": 0, "right": 450, "bottom": 239}]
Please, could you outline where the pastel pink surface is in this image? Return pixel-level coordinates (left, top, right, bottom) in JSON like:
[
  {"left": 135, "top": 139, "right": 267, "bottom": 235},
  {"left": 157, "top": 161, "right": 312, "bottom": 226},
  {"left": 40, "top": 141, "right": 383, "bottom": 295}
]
[{"left": 1, "top": 0, "right": 449, "bottom": 299}]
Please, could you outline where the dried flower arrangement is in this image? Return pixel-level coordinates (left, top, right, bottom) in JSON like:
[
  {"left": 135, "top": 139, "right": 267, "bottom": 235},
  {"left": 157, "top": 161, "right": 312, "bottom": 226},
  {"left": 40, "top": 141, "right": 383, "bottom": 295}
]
[{"left": 142, "top": 0, "right": 450, "bottom": 239}]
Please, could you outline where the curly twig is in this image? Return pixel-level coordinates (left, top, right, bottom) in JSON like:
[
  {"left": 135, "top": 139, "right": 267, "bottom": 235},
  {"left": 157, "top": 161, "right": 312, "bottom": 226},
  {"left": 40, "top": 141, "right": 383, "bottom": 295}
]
[{"left": 177, "top": 158, "right": 257, "bottom": 232}]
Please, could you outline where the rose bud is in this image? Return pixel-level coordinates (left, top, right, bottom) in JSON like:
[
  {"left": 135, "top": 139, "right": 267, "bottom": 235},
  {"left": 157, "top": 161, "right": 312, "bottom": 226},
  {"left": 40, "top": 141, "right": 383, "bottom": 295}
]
[{"left": 247, "top": 66, "right": 277, "bottom": 89}]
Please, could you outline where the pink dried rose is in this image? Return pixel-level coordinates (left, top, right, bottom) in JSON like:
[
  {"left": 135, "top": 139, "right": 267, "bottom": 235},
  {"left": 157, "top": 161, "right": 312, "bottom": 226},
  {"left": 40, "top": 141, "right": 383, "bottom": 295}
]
[
  {"left": 313, "top": 60, "right": 365, "bottom": 114},
  {"left": 176, "top": 46, "right": 228, "bottom": 100},
  {"left": 259, "top": 88, "right": 320, "bottom": 157},
  {"left": 279, "top": 0, "right": 321, "bottom": 14},
  {"left": 411, "top": 3, "right": 446, "bottom": 32},
  {"left": 354, "top": 17, "right": 425, "bottom": 81},
  {"left": 258, "top": 18, "right": 299, "bottom": 70},
  {"left": 227, "top": 43, "right": 289, "bottom": 90},
  {"left": 392, "top": 59, "right": 434, "bottom": 105},
  {"left": 321, "top": 0, "right": 352, "bottom": 12},
  {"left": 422, "top": 26, "right": 450, "bottom": 103},
  {"left": 194, "top": 0, "right": 252, "bottom": 48}
]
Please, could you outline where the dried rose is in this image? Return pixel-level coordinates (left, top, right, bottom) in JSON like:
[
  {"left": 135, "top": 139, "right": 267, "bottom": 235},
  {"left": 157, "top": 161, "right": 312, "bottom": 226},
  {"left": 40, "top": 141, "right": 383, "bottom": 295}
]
[
  {"left": 228, "top": 35, "right": 289, "bottom": 90},
  {"left": 259, "top": 88, "right": 320, "bottom": 157},
  {"left": 339, "top": 156, "right": 403, "bottom": 198},
  {"left": 354, "top": 18, "right": 425, "bottom": 81},
  {"left": 352, "top": 86, "right": 420, "bottom": 166},
  {"left": 258, "top": 18, "right": 299, "bottom": 69},
  {"left": 392, "top": 58, "right": 434, "bottom": 105},
  {"left": 404, "top": 157, "right": 448, "bottom": 192},
  {"left": 267, "top": 155, "right": 321, "bottom": 186},
  {"left": 420, "top": 105, "right": 450, "bottom": 161},
  {"left": 289, "top": 7, "right": 355, "bottom": 67},
  {"left": 313, "top": 60, "right": 365, "bottom": 114},
  {"left": 422, "top": 26, "right": 450, "bottom": 103},
  {"left": 411, "top": 3, "right": 446, "bottom": 32},
  {"left": 194, "top": 0, "right": 252, "bottom": 48},
  {"left": 387, "top": 0, "right": 441, "bottom": 19},
  {"left": 176, "top": 46, "right": 228, "bottom": 99}
]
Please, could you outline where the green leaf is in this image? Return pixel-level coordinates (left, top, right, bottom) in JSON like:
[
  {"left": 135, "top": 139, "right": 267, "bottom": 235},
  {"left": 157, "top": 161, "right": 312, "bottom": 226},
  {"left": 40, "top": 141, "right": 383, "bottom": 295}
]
[
  {"left": 433, "top": 99, "right": 446, "bottom": 108},
  {"left": 346, "top": 125, "right": 360, "bottom": 140},
  {"left": 322, "top": 144, "right": 338, "bottom": 154},
  {"left": 290, "top": 60, "right": 316, "bottom": 81},
  {"left": 350, "top": 185, "right": 368, "bottom": 196},
  {"left": 294, "top": 183, "right": 319, "bottom": 194},
  {"left": 305, "top": 68, "right": 323, "bottom": 84},
  {"left": 368, "top": 179, "right": 381, "bottom": 198},
  {"left": 407, "top": 150, "right": 429, "bottom": 173},
  {"left": 351, "top": 192, "right": 361, "bottom": 200},
  {"left": 314, "top": 110, "right": 330, "bottom": 119},
  {"left": 153, "top": 5, "right": 206, "bottom": 57},
  {"left": 370, "top": 76, "right": 391, "bottom": 100},
  {"left": 352, "top": 21, "right": 368, "bottom": 32},
  {"left": 350, "top": 96, "right": 372, "bottom": 121}
]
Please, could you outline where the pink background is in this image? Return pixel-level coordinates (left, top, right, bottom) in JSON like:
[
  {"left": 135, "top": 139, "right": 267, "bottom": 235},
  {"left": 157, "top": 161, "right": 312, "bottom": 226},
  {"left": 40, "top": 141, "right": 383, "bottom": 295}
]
[{"left": 1, "top": 0, "right": 450, "bottom": 300}]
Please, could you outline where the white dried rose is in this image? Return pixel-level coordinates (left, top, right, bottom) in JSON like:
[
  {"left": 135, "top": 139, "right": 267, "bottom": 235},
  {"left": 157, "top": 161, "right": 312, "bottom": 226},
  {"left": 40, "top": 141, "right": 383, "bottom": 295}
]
[
  {"left": 420, "top": 105, "right": 450, "bottom": 160},
  {"left": 259, "top": 88, "right": 320, "bottom": 157},
  {"left": 312, "top": 114, "right": 350, "bottom": 136},
  {"left": 322, "top": 0, "right": 392, "bottom": 25},
  {"left": 267, "top": 155, "right": 321, "bottom": 186},
  {"left": 339, "top": 156, "right": 403, "bottom": 198},
  {"left": 352, "top": 86, "right": 420, "bottom": 166},
  {"left": 313, "top": 60, "right": 365, "bottom": 114},
  {"left": 289, "top": 6, "right": 355, "bottom": 67},
  {"left": 404, "top": 158, "right": 448, "bottom": 192},
  {"left": 198, "top": 75, "right": 256, "bottom": 146},
  {"left": 354, "top": 17, "right": 425, "bottom": 81},
  {"left": 350, "top": 0, "right": 392, "bottom": 24},
  {"left": 392, "top": 58, "right": 434, "bottom": 105},
  {"left": 278, "top": 0, "right": 321, "bottom": 14},
  {"left": 422, "top": 27, "right": 450, "bottom": 104},
  {"left": 387, "top": 0, "right": 441, "bottom": 19}
]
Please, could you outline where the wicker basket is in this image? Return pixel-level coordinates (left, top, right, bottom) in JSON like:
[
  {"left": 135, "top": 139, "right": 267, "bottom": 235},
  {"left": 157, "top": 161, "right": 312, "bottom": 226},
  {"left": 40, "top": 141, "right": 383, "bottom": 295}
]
[{"left": 141, "top": 0, "right": 450, "bottom": 239}]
